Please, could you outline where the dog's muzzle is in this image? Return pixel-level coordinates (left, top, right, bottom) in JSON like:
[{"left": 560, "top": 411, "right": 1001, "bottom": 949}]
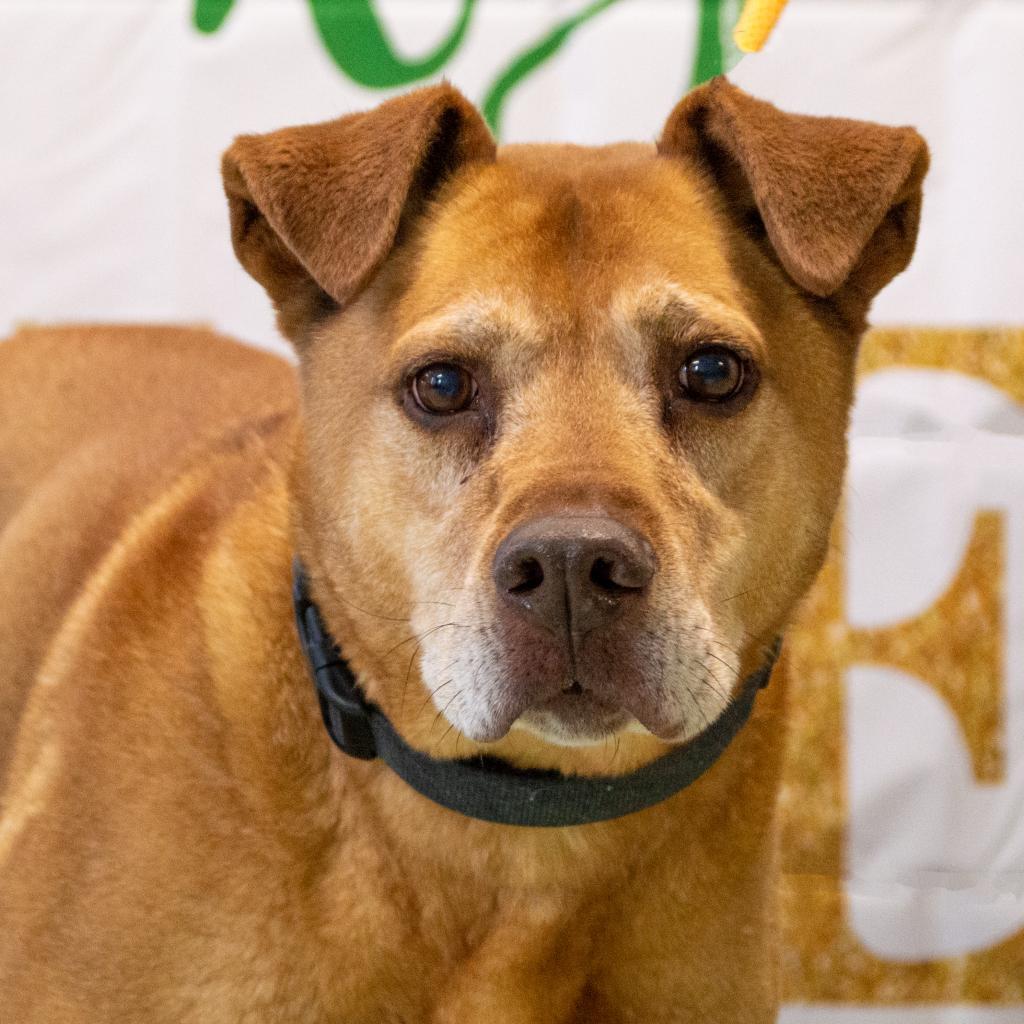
[{"left": 292, "top": 559, "right": 781, "bottom": 828}]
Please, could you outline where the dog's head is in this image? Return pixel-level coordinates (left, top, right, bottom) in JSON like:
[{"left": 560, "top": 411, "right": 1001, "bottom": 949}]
[{"left": 223, "top": 80, "right": 927, "bottom": 759}]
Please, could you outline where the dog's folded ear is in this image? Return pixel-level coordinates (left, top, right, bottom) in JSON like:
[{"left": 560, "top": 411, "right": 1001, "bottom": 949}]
[
  {"left": 659, "top": 77, "right": 929, "bottom": 316},
  {"left": 222, "top": 84, "right": 495, "bottom": 342}
]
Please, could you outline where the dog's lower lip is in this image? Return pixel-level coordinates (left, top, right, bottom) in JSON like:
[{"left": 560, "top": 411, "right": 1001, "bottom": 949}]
[{"left": 524, "top": 688, "right": 629, "bottom": 736}]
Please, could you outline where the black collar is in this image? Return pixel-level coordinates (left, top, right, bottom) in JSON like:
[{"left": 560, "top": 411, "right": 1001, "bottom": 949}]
[{"left": 293, "top": 560, "right": 780, "bottom": 828}]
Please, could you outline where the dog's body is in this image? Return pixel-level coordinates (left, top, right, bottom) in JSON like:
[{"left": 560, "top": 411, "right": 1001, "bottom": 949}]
[
  {"left": 0, "top": 80, "right": 927, "bottom": 1021},
  {"left": 0, "top": 325, "right": 785, "bottom": 1022}
]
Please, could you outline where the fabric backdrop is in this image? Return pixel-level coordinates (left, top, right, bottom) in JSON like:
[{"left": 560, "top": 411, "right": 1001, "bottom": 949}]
[{"left": 2, "top": 2, "right": 1022, "bottom": 1018}]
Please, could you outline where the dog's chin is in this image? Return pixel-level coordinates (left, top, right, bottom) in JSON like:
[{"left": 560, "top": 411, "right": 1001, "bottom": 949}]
[
  {"left": 454, "top": 686, "right": 701, "bottom": 747},
  {"left": 513, "top": 692, "right": 636, "bottom": 747}
]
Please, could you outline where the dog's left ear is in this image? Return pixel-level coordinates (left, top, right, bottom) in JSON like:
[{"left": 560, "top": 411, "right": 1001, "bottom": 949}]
[
  {"left": 222, "top": 84, "right": 495, "bottom": 343},
  {"left": 659, "top": 78, "right": 929, "bottom": 317}
]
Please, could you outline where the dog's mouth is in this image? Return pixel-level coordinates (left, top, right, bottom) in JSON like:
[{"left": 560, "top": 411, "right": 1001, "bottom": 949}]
[{"left": 420, "top": 592, "right": 739, "bottom": 747}]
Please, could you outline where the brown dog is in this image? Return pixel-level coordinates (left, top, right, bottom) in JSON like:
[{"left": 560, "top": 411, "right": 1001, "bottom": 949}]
[{"left": 0, "top": 79, "right": 927, "bottom": 1022}]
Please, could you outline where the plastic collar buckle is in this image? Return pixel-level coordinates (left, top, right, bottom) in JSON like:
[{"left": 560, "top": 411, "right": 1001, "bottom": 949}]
[{"left": 292, "top": 566, "right": 378, "bottom": 761}]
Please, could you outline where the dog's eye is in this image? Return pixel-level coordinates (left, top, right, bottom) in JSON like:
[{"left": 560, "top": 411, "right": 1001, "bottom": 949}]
[
  {"left": 412, "top": 363, "right": 477, "bottom": 415},
  {"left": 678, "top": 347, "right": 745, "bottom": 403}
]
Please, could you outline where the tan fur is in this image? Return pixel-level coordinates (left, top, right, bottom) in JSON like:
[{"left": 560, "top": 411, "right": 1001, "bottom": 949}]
[{"left": 0, "top": 80, "right": 927, "bottom": 1021}]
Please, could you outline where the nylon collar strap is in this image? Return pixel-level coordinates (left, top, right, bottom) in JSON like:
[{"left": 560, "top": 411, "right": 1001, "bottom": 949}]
[{"left": 293, "top": 560, "right": 780, "bottom": 828}]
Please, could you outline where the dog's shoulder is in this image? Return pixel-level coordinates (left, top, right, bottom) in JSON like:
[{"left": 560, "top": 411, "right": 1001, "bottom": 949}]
[
  {"left": 0, "top": 324, "right": 298, "bottom": 794},
  {"left": 0, "top": 329, "right": 302, "bottom": 1011}
]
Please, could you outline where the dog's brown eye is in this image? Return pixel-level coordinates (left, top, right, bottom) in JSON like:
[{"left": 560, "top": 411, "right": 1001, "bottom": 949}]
[
  {"left": 678, "top": 347, "right": 745, "bottom": 402},
  {"left": 412, "top": 363, "right": 477, "bottom": 415}
]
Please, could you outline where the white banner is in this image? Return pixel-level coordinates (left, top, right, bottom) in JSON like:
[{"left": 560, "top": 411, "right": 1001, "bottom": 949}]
[{"left": 2, "top": 1, "right": 1022, "bottom": 1015}]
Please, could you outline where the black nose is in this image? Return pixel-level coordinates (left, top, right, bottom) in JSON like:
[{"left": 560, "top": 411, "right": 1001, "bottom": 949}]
[{"left": 492, "top": 514, "right": 656, "bottom": 642}]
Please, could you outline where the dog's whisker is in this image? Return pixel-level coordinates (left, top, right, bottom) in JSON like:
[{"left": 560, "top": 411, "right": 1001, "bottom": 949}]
[
  {"left": 685, "top": 684, "right": 711, "bottom": 735},
  {"left": 688, "top": 623, "right": 779, "bottom": 665},
  {"left": 417, "top": 676, "right": 456, "bottom": 716},
  {"left": 434, "top": 718, "right": 459, "bottom": 755},
  {"left": 415, "top": 655, "right": 464, "bottom": 712},
  {"left": 432, "top": 689, "right": 462, "bottom": 735},
  {"left": 698, "top": 666, "right": 733, "bottom": 708},
  {"left": 391, "top": 625, "right": 463, "bottom": 717},
  {"left": 324, "top": 586, "right": 413, "bottom": 625},
  {"left": 712, "top": 584, "right": 768, "bottom": 607},
  {"left": 382, "top": 621, "right": 463, "bottom": 663},
  {"left": 702, "top": 648, "right": 740, "bottom": 678}
]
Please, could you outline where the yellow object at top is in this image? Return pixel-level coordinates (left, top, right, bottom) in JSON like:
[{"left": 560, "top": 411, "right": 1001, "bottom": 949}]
[{"left": 733, "top": 0, "right": 789, "bottom": 53}]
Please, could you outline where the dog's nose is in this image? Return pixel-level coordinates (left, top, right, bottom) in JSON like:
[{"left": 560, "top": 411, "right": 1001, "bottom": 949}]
[{"left": 492, "top": 515, "right": 656, "bottom": 641}]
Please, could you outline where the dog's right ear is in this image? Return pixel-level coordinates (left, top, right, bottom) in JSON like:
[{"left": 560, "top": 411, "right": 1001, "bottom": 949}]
[{"left": 222, "top": 84, "right": 495, "bottom": 343}]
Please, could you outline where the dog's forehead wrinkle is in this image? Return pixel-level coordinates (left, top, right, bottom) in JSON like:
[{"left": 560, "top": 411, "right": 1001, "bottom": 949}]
[
  {"left": 386, "top": 299, "right": 555, "bottom": 387},
  {"left": 393, "top": 297, "right": 617, "bottom": 381},
  {"left": 393, "top": 293, "right": 541, "bottom": 347},
  {"left": 411, "top": 153, "right": 760, "bottom": 375},
  {"left": 615, "top": 280, "right": 765, "bottom": 351}
]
